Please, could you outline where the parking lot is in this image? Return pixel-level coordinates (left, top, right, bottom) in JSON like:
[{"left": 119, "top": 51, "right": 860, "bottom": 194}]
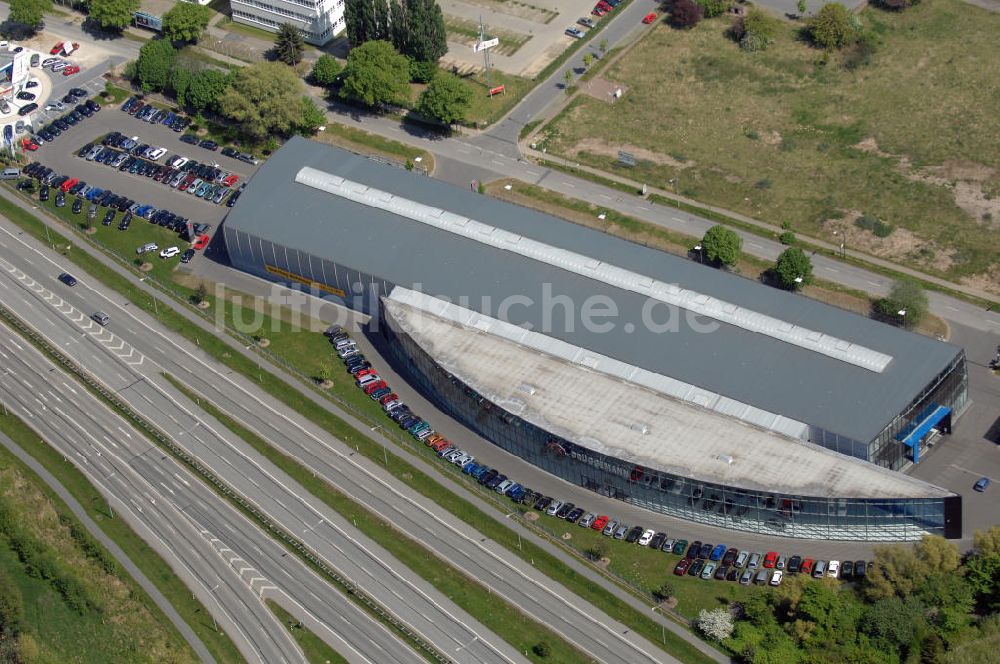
[{"left": 28, "top": 100, "right": 260, "bottom": 231}]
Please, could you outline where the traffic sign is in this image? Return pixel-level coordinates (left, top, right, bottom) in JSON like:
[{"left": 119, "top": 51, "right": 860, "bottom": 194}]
[{"left": 473, "top": 37, "right": 500, "bottom": 53}]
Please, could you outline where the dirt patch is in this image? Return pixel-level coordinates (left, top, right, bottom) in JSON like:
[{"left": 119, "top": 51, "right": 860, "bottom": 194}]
[
  {"left": 580, "top": 77, "right": 628, "bottom": 103},
  {"left": 522, "top": 40, "right": 567, "bottom": 78},
  {"left": 570, "top": 137, "right": 695, "bottom": 170},
  {"left": 961, "top": 267, "right": 1000, "bottom": 297},
  {"left": 761, "top": 130, "right": 782, "bottom": 146},
  {"left": 953, "top": 181, "right": 1000, "bottom": 228},
  {"left": 822, "top": 213, "right": 955, "bottom": 274}
]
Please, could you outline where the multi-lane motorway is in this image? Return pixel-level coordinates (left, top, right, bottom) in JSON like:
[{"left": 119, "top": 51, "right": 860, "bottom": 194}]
[{"left": 0, "top": 195, "right": 684, "bottom": 662}]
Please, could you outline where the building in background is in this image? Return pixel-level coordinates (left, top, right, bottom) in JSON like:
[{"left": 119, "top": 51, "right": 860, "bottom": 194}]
[
  {"left": 222, "top": 137, "right": 968, "bottom": 540},
  {"left": 230, "top": 0, "right": 344, "bottom": 45},
  {"left": 0, "top": 50, "right": 30, "bottom": 101}
]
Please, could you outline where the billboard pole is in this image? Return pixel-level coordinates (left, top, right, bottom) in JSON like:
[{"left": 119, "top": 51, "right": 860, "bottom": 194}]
[{"left": 479, "top": 17, "right": 492, "bottom": 87}]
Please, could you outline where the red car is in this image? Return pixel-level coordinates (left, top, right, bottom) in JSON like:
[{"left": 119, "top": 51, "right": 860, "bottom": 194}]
[
  {"left": 223, "top": 174, "right": 238, "bottom": 187},
  {"left": 21, "top": 140, "right": 38, "bottom": 151},
  {"left": 354, "top": 368, "right": 377, "bottom": 379},
  {"left": 642, "top": 12, "right": 657, "bottom": 23},
  {"left": 591, "top": 6, "right": 606, "bottom": 16},
  {"left": 378, "top": 392, "right": 398, "bottom": 404},
  {"left": 60, "top": 177, "right": 78, "bottom": 193},
  {"left": 50, "top": 42, "right": 64, "bottom": 55},
  {"left": 673, "top": 558, "right": 691, "bottom": 576},
  {"left": 193, "top": 234, "right": 210, "bottom": 250},
  {"left": 800, "top": 558, "right": 815, "bottom": 576},
  {"left": 597, "top": 1, "right": 613, "bottom": 11},
  {"left": 363, "top": 380, "right": 387, "bottom": 395},
  {"left": 591, "top": 515, "right": 609, "bottom": 531},
  {"left": 63, "top": 65, "right": 81, "bottom": 76},
  {"left": 763, "top": 551, "right": 779, "bottom": 568}
]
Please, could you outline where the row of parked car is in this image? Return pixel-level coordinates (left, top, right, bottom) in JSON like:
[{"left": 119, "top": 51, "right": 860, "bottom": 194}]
[
  {"left": 30, "top": 88, "right": 100, "bottom": 140},
  {"left": 20, "top": 161, "right": 210, "bottom": 259},
  {"left": 121, "top": 96, "right": 260, "bottom": 165},
  {"left": 327, "top": 327, "right": 873, "bottom": 590},
  {"left": 78, "top": 132, "right": 245, "bottom": 207}
]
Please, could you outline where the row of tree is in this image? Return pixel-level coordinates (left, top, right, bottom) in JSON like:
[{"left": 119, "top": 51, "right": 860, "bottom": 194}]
[
  {"left": 8, "top": 0, "right": 210, "bottom": 41},
  {"left": 134, "top": 39, "right": 323, "bottom": 139},
  {"left": 345, "top": 0, "right": 448, "bottom": 80},
  {"left": 698, "top": 530, "right": 1000, "bottom": 664}
]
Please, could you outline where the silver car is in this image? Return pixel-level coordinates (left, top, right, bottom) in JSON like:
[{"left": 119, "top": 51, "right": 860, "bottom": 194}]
[{"left": 577, "top": 512, "right": 597, "bottom": 528}]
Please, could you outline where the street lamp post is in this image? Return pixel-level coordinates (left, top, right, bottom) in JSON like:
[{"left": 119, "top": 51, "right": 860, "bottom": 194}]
[
  {"left": 693, "top": 244, "right": 704, "bottom": 264},
  {"left": 898, "top": 308, "right": 907, "bottom": 328}
]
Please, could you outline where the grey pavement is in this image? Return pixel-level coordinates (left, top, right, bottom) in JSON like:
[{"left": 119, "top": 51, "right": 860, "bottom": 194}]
[
  {"left": 0, "top": 329, "right": 301, "bottom": 664},
  {"left": 0, "top": 429, "right": 216, "bottom": 664},
  {"left": 0, "top": 198, "right": 692, "bottom": 663},
  {"left": 0, "top": 230, "right": 523, "bottom": 664}
]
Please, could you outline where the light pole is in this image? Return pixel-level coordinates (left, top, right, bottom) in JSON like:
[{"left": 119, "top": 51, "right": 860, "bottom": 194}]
[
  {"left": 898, "top": 308, "right": 907, "bottom": 328},
  {"left": 693, "top": 244, "right": 704, "bottom": 264},
  {"left": 833, "top": 229, "right": 847, "bottom": 258}
]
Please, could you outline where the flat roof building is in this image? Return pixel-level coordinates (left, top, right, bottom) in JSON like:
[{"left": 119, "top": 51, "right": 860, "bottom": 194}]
[{"left": 222, "top": 137, "right": 967, "bottom": 540}]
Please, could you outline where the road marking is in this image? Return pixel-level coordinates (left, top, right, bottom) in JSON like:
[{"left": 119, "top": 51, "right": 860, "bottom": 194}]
[
  {"left": 636, "top": 206, "right": 649, "bottom": 211},
  {"left": 946, "top": 305, "right": 959, "bottom": 311},
  {"left": 747, "top": 242, "right": 763, "bottom": 249},
  {"left": 117, "top": 426, "right": 132, "bottom": 439},
  {"left": 599, "top": 194, "right": 611, "bottom": 200},
  {"left": 173, "top": 472, "right": 190, "bottom": 487},
  {"left": 491, "top": 159, "right": 504, "bottom": 166},
  {"left": 866, "top": 280, "right": 880, "bottom": 286},
  {"left": 524, "top": 170, "right": 540, "bottom": 177},
  {"left": 825, "top": 267, "right": 840, "bottom": 273},
  {"left": 562, "top": 182, "right": 575, "bottom": 188},
  {"left": 671, "top": 216, "right": 686, "bottom": 223},
  {"left": 61, "top": 381, "right": 77, "bottom": 394}
]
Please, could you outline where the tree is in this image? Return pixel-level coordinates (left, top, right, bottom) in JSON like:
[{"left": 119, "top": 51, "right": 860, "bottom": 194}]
[
  {"left": 339, "top": 40, "right": 412, "bottom": 109},
  {"left": 797, "top": 0, "right": 807, "bottom": 13},
  {"left": 187, "top": 69, "right": 231, "bottom": 112},
  {"left": 915, "top": 535, "right": 959, "bottom": 575},
  {"left": 809, "top": 3, "right": 855, "bottom": 49},
  {"left": 311, "top": 54, "right": 342, "bottom": 86},
  {"left": 582, "top": 52, "right": 594, "bottom": 68},
  {"left": 531, "top": 642, "right": 551, "bottom": 658},
  {"left": 169, "top": 68, "right": 193, "bottom": 106},
  {"left": 87, "top": 0, "right": 139, "bottom": 31},
  {"left": 701, "top": 225, "right": 742, "bottom": 267},
  {"left": 563, "top": 69, "right": 573, "bottom": 90},
  {"left": 920, "top": 632, "right": 945, "bottom": 664},
  {"left": 416, "top": 72, "right": 472, "bottom": 125},
  {"left": 274, "top": 23, "right": 306, "bottom": 65},
  {"left": 671, "top": 0, "right": 703, "bottom": 28},
  {"left": 390, "top": 0, "right": 448, "bottom": 65},
  {"left": 345, "top": 0, "right": 391, "bottom": 46},
  {"left": 865, "top": 543, "right": 928, "bottom": 600},
  {"left": 298, "top": 96, "right": 326, "bottom": 134},
  {"left": 965, "top": 554, "right": 1000, "bottom": 612},
  {"left": 974, "top": 526, "right": 1000, "bottom": 557},
  {"left": 695, "top": 0, "right": 729, "bottom": 17},
  {"left": 162, "top": 2, "right": 212, "bottom": 43},
  {"left": 732, "top": 8, "right": 780, "bottom": 52},
  {"left": 860, "top": 596, "right": 924, "bottom": 652},
  {"left": 193, "top": 283, "right": 208, "bottom": 305},
  {"left": 136, "top": 39, "right": 177, "bottom": 93},
  {"left": 877, "top": 278, "right": 928, "bottom": 329},
  {"left": 217, "top": 62, "right": 312, "bottom": 138},
  {"left": 874, "top": 0, "right": 918, "bottom": 10},
  {"left": 697, "top": 608, "right": 735, "bottom": 641},
  {"left": 773, "top": 247, "right": 812, "bottom": 290},
  {"left": 8, "top": 0, "right": 51, "bottom": 29},
  {"left": 653, "top": 581, "right": 675, "bottom": 602}
]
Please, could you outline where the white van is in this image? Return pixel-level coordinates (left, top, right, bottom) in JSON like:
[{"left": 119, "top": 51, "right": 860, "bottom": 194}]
[{"left": 0, "top": 167, "right": 21, "bottom": 180}]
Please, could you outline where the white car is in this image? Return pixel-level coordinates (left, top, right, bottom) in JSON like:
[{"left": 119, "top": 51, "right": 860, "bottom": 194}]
[
  {"left": 159, "top": 246, "right": 180, "bottom": 259},
  {"left": 637, "top": 529, "right": 655, "bottom": 546},
  {"left": 147, "top": 147, "right": 167, "bottom": 160},
  {"left": 44, "top": 102, "right": 64, "bottom": 112},
  {"left": 170, "top": 156, "right": 189, "bottom": 168},
  {"left": 50, "top": 62, "right": 68, "bottom": 73},
  {"left": 827, "top": 560, "right": 840, "bottom": 578},
  {"left": 770, "top": 570, "right": 783, "bottom": 586}
]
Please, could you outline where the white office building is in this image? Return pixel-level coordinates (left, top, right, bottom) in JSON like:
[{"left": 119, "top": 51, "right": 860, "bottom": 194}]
[{"left": 230, "top": 0, "right": 345, "bottom": 45}]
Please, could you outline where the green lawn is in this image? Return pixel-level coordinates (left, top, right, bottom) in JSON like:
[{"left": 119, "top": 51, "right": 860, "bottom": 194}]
[
  {"left": 265, "top": 600, "right": 350, "bottom": 664},
  {"left": 0, "top": 414, "right": 222, "bottom": 663},
  {"left": 457, "top": 70, "right": 535, "bottom": 128},
  {"left": 541, "top": 0, "right": 1000, "bottom": 289}
]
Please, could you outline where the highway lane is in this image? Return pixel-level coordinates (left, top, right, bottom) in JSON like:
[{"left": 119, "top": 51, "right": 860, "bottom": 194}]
[
  {"left": 0, "top": 302, "right": 429, "bottom": 664},
  {"left": 0, "top": 327, "right": 300, "bottom": 664},
  {"left": 4, "top": 226, "right": 674, "bottom": 662},
  {"left": 0, "top": 227, "right": 680, "bottom": 662},
  {"left": 0, "top": 227, "right": 526, "bottom": 664}
]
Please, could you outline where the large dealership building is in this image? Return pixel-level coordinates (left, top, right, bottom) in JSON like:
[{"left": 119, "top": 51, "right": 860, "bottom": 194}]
[{"left": 222, "top": 137, "right": 968, "bottom": 540}]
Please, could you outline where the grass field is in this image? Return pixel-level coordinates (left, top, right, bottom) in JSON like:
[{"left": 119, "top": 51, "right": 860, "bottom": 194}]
[
  {"left": 540, "top": 0, "right": 1000, "bottom": 291},
  {"left": 265, "top": 601, "right": 350, "bottom": 664},
  {"left": 0, "top": 419, "right": 206, "bottom": 664}
]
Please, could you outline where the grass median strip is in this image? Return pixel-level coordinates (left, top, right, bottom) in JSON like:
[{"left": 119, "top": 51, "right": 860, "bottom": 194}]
[
  {"left": 265, "top": 600, "right": 351, "bottom": 664},
  {"left": 0, "top": 409, "right": 239, "bottom": 663},
  {"left": 164, "top": 375, "right": 595, "bottom": 664},
  {"left": 0, "top": 194, "right": 718, "bottom": 663}
]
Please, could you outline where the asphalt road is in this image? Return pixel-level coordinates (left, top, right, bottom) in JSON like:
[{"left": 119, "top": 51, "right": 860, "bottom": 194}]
[
  {"left": 0, "top": 224, "right": 527, "bottom": 664},
  {"left": 0, "top": 429, "right": 217, "bottom": 664},
  {"left": 0, "top": 216, "right": 685, "bottom": 664},
  {"left": 0, "top": 325, "right": 301, "bottom": 664}
]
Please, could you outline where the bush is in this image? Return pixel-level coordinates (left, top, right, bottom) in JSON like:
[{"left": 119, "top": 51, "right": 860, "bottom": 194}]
[
  {"left": 779, "top": 231, "right": 796, "bottom": 245},
  {"left": 311, "top": 54, "right": 342, "bottom": 86},
  {"left": 695, "top": 0, "right": 729, "bottom": 18},
  {"left": 733, "top": 8, "right": 780, "bottom": 52},
  {"left": 532, "top": 641, "right": 551, "bottom": 657},
  {"left": 809, "top": 3, "right": 856, "bottom": 49},
  {"left": 409, "top": 59, "right": 438, "bottom": 83},
  {"left": 697, "top": 608, "right": 735, "bottom": 641},
  {"left": 855, "top": 213, "right": 894, "bottom": 237},
  {"left": 671, "top": 0, "right": 704, "bottom": 28},
  {"left": 873, "top": 0, "right": 919, "bottom": 10}
]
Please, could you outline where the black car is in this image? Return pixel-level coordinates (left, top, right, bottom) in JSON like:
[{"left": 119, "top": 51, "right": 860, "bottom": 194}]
[
  {"left": 854, "top": 561, "right": 868, "bottom": 579},
  {"left": 625, "top": 526, "right": 643, "bottom": 544},
  {"left": 180, "top": 248, "right": 195, "bottom": 263},
  {"left": 478, "top": 469, "right": 498, "bottom": 486},
  {"left": 39, "top": 184, "right": 49, "bottom": 201},
  {"left": 485, "top": 474, "right": 506, "bottom": 490},
  {"left": 55, "top": 191, "right": 66, "bottom": 207},
  {"left": 180, "top": 134, "right": 199, "bottom": 145},
  {"left": 199, "top": 139, "right": 219, "bottom": 151},
  {"left": 726, "top": 567, "right": 740, "bottom": 582},
  {"left": 69, "top": 87, "right": 87, "bottom": 98},
  {"left": 57, "top": 272, "right": 77, "bottom": 286},
  {"left": 62, "top": 93, "right": 76, "bottom": 105},
  {"left": 221, "top": 146, "right": 238, "bottom": 158},
  {"left": 76, "top": 104, "right": 93, "bottom": 117},
  {"left": 71, "top": 197, "right": 83, "bottom": 214},
  {"left": 698, "top": 543, "right": 713, "bottom": 559},
  {"left": 565, "top": 507, "right": 585, "bottom": 523},
  {"left": 688, "top": 559, "right": 705, "bottom": 577},
  {"left": 555, "top": 502, "right": 575, "bottom": 518},
  {"left": 534, "top": 496, "right": 553, "bottom": 511},
  {"left": 840, "top": 560, "right": 854, "bottom": 579},
  {"left": 102, "top": 208, "right": 115, "bottom": 226},
  {"left": 15, "top": 91, "right": 35, "bottom": 101},
  {"left": 715, "top": 564, "right": 729, "bottom": 580},
  {"left": 86, "top": 99, "right": 101, "bottom": 112},
  {"left": 686, "top": 541, "right": 702, "bottom": 559},
  {"left": 787, "top": 555, "right": 802, "bottom": 573},
  {"left": 649, "top": 532, "right": 667, "bottom": 550},
  {"left": 18, "top": 103, "right": 38, "bottom": 117},
  {"left": 226, "top": 190, "right": 242, "bottom": 207}
]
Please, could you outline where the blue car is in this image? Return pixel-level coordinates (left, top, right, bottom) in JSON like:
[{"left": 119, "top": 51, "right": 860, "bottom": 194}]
[
  {"left": 974, "top": 477, "right": 990, "bottom": 492},
  {"left": 463, "top": 463, "right": 480, "bottom": 475},
  {"left": 710, "top": 544, "right": 727, "bottom": 561},
  {"left": 472, "top": 465, "right": 491, "bottom": 480},
  {"left": 86, "top": 187, "right": 104, "bottom": 201}
]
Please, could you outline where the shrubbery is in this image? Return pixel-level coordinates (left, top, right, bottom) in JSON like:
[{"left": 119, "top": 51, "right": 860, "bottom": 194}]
[{"left": 855, "top": 213, "right": 894, "bottom": 237}]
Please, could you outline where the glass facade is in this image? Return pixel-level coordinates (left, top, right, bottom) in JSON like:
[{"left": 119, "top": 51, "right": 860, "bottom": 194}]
[{"left": 381, "top": 312, "right": 962, "bottom": 542}]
